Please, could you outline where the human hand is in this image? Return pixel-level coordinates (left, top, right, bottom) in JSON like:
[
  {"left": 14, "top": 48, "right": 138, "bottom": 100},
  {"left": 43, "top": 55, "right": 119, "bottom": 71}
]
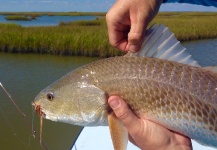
[
  {"left": 108, "top": 95, "right": 192, "bottom": 150},
  {"left": 106, "top": 0, "right": 162, "bottom": 52}
]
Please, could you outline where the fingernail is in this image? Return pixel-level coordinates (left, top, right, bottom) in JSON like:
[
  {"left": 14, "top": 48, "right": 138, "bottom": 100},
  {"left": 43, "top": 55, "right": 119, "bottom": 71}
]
[
  {"left": 129, "top": 45, "right": 140, "bottom": 52},
  {"left": 109, "top": 99, "right": 120, "bottom": 109}
]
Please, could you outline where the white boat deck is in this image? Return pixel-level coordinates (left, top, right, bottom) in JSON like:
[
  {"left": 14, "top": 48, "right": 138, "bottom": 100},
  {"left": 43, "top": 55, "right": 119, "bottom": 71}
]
[{"left": 71, "top": 127, "right": 216, "bottom": 150}]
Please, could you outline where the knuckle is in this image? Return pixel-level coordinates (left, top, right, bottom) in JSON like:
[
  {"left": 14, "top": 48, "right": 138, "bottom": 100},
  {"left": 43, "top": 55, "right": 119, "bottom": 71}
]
[
  {"left": 116, "top": 109, "right": 131, "bottom": 122},
  {"left": 109, "top": 40, "right": 119, "bottom": 49},
  {"left": 109, "top": 40, "right": 118, "bottom": 47},
  {"left": 106, "top": 10, "right": 115, "bottom": 22},
  {"left": 129, "top": 120, "right": 144, "bottom": 136},
  {"left": 128, "top": 33, "right": 143, "bottom": 44},
  {"left": 105, "top": 12, "right": 111, "bottom": 21}
]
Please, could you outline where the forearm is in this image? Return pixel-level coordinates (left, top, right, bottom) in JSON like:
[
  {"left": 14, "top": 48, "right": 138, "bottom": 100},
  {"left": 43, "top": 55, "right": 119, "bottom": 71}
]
[{"left": 163, "top": 0, "right": 217, "bottom": 7}]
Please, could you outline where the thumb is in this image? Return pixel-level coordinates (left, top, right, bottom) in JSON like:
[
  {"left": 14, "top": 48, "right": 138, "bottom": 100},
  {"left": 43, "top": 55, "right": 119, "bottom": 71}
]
[
  {"left": 108, "top": 96, "right": 143, "bottom": 135},
  {"left": 126, "top": 0, "right": 162, "bottom": 52},
  {"left": 126, "top": 21, "right": 147, "bottom": 52},
  {"left": 126, "top": 5, "right": 150, "bottom": 52}
]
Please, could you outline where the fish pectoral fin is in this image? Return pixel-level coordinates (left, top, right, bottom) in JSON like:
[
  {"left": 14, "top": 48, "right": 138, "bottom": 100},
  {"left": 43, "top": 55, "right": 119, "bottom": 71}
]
[{"left": 108, "top": 112, "right": 128, "bottom": 150}]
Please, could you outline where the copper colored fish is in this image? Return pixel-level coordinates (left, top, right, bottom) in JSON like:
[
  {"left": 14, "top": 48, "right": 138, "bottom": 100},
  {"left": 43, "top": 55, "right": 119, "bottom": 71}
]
[{"left": 33, "top": 24, "right": 217, "bottom": 149}]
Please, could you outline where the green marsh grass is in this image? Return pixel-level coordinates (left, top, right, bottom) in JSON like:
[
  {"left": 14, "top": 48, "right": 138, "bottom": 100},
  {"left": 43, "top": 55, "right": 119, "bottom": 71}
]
[
  {"left": 5, "top": 15, "right": 33, "bottom": 21},
  {"left": 151, "top": 12, "right": 217, "bottom": 41},
  {"left": 59, "top": 20, "right": 103, "bottom": 26},
  {"left": 0, "top": 12, "right": 217, "bottom": 57},
  {"left": 0, "top": 19, "right": 120, "bottom": 57}
]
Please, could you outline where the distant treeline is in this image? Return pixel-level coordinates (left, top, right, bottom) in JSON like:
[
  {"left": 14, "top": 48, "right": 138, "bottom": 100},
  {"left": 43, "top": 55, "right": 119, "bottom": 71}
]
[{"left": 0, "top": 12, "right": 217, "bottom": 57}]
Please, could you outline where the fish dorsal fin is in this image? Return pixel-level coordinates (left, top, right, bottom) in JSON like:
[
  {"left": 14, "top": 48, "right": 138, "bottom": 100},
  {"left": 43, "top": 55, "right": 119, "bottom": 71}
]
[
  {"left": 204, "top": 66, "right": 217, "bottom": 73},
  {"left": 126, "top": 24, "right": 200, "bottom": 67}
]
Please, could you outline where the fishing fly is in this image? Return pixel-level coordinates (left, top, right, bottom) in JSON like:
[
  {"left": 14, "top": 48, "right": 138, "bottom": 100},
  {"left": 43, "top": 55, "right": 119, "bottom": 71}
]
[{"left": 0, "top": 82, "right": 49, "bottom": 150}]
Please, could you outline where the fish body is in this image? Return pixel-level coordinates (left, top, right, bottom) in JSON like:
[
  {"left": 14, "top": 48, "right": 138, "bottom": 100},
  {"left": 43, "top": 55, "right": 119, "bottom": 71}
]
[
  {"left": 34, "top": 24, "right": 217, "bottom": 148},
  {"left": 35, "top": 56, "right": 217, "bottom": 147}
]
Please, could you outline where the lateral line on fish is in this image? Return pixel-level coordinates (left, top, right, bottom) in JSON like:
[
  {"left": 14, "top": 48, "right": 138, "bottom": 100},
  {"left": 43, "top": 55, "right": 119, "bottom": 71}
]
[{"left": 0, "top": 82, "right": 49, "bottom": 150}]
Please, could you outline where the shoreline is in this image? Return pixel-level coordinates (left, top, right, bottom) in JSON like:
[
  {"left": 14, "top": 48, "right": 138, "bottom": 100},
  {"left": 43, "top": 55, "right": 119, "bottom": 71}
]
[{"left": 0, "top": 12, "right": 217, "bottom": 57}]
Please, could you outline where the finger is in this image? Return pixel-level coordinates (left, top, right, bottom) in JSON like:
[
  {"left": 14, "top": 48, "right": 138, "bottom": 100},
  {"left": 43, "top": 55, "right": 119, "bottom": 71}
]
[
  {"left": 126, "top": 0, "right": 162, "bottom": 52},
  {"left": 126, "top": 7, "right": 150, "bottom": 52},
  {"left": 106, "top": 3, "right": 130, "bottom": 51},
  {"left": 108, "top": 96, "right": 142, "bottom": 135},
  {"left": 106, "top": 20, "right": 129, "bottom": 51},
  {"left": 173, "top": 131, "right": 192, "bottom": 148}
]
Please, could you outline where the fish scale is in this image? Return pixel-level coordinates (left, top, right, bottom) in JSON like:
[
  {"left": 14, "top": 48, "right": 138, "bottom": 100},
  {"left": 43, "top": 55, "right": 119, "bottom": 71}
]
[{"left": 80, "top": 56, "right": 217, "bottom": 146}]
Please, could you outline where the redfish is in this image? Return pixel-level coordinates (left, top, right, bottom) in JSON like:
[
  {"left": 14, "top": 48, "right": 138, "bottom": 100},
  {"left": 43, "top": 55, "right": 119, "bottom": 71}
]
[{"left": 33, "top": 24, "right": 217, "bottom": 149}]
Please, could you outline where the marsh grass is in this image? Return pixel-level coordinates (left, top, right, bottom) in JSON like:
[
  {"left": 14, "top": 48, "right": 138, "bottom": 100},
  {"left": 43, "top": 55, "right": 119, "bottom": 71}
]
[
  {"left": 0, "top": 12, "right": 217, "bottom": 57},
  {"left": 0, "top": 20, "right": 120, "bottom": 57},
  {"left": 5, "top": 15, "right": 33, "bottom": 21},
  {"left": 59, "top": 20, "right": 103, "bottom": 26},
  {"left": 151, "top": 12, "right": 217, "bottom": 40}
]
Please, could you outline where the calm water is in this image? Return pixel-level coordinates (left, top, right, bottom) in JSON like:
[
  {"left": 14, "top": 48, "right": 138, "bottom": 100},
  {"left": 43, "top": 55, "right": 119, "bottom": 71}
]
[
  {"left": 183, "top": 38, "right": 217, "bottom": 66},
  {"left": 0, "top": 54, "right": 98, "bottom": 150},
  {"left": 0, "top": 15, "right": 96, "bottom": 27},
  {"left": 0, "top": 38, "right": 216, "bottom": 150}
]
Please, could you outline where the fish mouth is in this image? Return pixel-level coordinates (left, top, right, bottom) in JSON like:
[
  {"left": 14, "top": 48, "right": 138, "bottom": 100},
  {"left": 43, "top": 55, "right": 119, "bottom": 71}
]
[{"left": 32, "top": 102, "right": 46, "bottom": 118}]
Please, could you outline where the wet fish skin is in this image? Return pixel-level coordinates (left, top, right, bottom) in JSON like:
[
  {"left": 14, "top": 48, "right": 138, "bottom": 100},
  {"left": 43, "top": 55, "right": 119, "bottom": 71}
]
[{"left": 34, "top": 56, "right": 217, "bottom": 148}]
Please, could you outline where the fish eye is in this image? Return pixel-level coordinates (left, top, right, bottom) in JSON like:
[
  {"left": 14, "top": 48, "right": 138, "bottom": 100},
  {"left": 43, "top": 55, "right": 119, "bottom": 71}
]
[{"left": 46, "top": 92, "right": 54, "bottom": 101}]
